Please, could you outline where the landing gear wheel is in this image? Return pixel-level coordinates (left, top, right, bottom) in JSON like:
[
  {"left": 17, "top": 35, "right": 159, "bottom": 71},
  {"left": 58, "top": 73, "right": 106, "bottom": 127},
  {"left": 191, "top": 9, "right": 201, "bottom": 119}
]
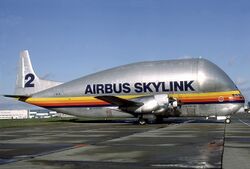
[
  {"left": 138, "top": 118, "right": 146, "bottom": 125},
  {"left": 225, "top": 118, "right": 231, "bottom": 124}
]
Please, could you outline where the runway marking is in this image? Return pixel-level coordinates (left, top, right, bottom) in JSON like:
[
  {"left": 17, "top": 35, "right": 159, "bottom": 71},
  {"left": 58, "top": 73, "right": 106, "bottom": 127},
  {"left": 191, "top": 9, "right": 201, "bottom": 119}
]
[
  {"left": 151, "top": 162, "right": 214, "bottom": 168},
  {"left": 238, "top": 119, "right": 250, "bottom": 127}
]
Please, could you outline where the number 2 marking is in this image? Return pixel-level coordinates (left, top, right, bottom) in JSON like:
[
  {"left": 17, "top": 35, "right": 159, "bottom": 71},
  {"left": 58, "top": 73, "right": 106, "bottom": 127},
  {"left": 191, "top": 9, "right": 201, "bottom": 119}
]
[{"left": 25, "top": 73, "right": 35, "bottom": 87}]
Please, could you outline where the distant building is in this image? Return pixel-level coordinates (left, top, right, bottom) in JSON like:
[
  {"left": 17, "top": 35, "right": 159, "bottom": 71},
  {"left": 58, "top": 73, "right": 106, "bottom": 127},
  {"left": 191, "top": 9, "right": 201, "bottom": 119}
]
[
  {"left": 55, "top": 113, "right": 75, "bottom": 118},
  {"left": 0, "top": 109, "right": 74, "bottom": 119},
  {"left": 29, "top": 109, "right": 74, "bottom": 118},
  {"left": 29, "top": 109, "right": 57, "bottom": 118},
  {"left": 0, "top": 110, "right": 28, "bottom": 119}
]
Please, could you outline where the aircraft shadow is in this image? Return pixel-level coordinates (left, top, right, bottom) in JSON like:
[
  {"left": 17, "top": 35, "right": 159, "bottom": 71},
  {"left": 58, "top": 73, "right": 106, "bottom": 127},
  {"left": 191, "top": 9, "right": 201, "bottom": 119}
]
[{"left": 50, "top": 117, "right": 223, "bottom": 125}]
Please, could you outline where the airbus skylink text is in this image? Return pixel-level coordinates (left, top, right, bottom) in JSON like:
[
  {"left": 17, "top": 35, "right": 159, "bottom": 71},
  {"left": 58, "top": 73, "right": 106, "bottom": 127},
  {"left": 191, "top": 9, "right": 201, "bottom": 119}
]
[{"left": 84, "top": 80, "right": 195, "bottom": 94}]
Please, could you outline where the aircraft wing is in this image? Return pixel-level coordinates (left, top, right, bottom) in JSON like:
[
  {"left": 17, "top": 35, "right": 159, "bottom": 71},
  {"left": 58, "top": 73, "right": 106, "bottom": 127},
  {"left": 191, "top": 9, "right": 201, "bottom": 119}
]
[{"left": 95, "top": 95, "right": 143, "bottom": 107}]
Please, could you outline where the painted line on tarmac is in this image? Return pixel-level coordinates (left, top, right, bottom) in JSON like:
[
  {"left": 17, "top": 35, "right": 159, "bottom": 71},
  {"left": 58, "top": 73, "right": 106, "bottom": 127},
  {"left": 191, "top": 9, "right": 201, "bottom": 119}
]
[
  {"left": 151, "top": 162, "right": 215, "bottom": 168},
  {"left": 238, "top": 119, "right": 250, "bottom": 127}
]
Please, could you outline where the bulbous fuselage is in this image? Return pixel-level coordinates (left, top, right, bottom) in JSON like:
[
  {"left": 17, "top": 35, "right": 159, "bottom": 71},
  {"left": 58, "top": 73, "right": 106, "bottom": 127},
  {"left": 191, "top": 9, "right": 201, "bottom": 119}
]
[{"left": 31, "top": 58, "right": 244, "bottom": 117}]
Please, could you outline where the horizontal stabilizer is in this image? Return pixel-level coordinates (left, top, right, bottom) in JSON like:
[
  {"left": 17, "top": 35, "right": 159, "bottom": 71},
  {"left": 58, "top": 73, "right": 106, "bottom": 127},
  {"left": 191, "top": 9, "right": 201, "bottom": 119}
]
[
  {"left": 95, "top": 95, "right": 143, "bottom": 107},
  {"left": 3, "top": 95, "right": 29, "bottom": 101}
]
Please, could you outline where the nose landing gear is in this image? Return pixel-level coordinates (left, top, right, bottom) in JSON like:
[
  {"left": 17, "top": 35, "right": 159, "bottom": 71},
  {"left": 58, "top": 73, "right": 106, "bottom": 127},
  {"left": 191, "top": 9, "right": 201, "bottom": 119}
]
[{"left": 225, "top": 118, "right": 231, "bottom": 124}]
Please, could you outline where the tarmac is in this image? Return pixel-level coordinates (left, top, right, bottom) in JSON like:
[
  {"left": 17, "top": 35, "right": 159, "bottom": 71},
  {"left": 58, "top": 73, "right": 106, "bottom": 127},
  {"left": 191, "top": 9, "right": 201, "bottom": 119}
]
[{"left": 0, "top": 114, "right": 249, "bottom": 169}]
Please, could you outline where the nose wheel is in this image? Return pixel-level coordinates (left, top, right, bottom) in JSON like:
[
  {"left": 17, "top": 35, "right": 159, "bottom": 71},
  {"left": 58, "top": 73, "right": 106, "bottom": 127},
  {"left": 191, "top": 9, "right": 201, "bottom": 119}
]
[{"left": 225, "top": 118, "right": 231, "bottom": 124}]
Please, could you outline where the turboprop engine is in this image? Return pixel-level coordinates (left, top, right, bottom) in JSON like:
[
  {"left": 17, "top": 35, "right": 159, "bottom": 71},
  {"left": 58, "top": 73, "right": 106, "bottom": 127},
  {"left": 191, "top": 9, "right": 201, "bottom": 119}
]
[{"left": 121, "top": 94, "right": 179, "bottom": 115}]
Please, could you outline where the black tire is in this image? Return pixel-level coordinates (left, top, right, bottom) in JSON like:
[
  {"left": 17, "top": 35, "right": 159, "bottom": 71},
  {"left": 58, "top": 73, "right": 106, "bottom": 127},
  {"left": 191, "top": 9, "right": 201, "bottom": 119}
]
[
  {"left": 138, "top": 118, "right": 146, "bottom": 125},
  {"left": 225, "top": 118, "right": 231, "bottom": 124}
]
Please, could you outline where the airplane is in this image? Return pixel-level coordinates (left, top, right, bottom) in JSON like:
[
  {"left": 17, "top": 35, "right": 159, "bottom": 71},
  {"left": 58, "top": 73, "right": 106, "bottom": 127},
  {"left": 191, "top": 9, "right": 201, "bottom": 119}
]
[{"left": 4, "top": 50, "right": 245, "bottom": 124}]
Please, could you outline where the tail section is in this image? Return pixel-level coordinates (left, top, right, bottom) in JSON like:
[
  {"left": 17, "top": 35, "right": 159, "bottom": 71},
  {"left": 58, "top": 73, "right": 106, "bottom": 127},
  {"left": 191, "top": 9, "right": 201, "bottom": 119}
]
[{"left": 15, "top": 50, "right": 62, "bottom": 96}]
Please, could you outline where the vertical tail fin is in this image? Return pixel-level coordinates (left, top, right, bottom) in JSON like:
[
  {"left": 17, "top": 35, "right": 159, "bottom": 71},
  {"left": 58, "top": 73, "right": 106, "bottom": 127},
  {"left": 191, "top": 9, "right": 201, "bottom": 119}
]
[{"left": 15, "top": 50, "right": 62, "bottom": 96}]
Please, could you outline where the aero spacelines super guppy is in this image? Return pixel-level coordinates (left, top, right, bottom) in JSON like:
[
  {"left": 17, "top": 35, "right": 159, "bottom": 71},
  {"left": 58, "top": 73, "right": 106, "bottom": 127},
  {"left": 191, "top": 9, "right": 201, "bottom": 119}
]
[{"left": 5, "top": 50, "right": 245, "bottom": 124}]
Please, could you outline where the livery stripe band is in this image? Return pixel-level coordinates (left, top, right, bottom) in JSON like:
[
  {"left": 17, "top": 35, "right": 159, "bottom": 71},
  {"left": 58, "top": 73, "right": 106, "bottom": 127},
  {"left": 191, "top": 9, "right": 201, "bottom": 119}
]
[{"left": 22, "top": 90, "right": 244, "bottom": 108}]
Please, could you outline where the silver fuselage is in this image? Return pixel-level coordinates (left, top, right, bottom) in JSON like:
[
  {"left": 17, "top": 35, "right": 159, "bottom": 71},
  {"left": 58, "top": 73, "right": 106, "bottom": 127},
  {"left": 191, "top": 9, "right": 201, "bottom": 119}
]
[{"left": 29, "top": 58, "right": 244, "bottom": 118}]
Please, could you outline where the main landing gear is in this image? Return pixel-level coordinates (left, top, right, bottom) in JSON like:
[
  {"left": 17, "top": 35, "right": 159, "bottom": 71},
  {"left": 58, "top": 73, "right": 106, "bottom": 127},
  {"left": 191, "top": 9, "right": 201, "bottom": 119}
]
[
  {"left": 137, "top": 115, "right": 164, "bottom": 125},
  {"left": 138, "top": 118, "right": 146, "bottom": 125}
]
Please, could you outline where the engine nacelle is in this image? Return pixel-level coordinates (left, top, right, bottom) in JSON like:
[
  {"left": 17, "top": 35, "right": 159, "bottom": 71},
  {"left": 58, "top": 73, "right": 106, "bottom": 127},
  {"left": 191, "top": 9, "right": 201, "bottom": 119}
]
[{"left": 133, "top": 94, "right": 179, "bottom": 114}]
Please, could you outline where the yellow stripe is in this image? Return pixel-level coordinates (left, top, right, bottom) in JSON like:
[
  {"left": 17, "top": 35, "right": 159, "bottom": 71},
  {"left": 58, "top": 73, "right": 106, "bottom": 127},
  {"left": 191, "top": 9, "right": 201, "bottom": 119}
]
[{"left": 26, "top": 95, "right": 145, "bottom": 102}]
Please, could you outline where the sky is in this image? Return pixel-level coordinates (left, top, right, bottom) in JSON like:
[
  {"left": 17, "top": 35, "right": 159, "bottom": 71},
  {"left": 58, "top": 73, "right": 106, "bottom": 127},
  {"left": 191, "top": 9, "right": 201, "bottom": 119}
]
[{"left": 0, "top": 0, "right": 250, "bottom": 109}]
